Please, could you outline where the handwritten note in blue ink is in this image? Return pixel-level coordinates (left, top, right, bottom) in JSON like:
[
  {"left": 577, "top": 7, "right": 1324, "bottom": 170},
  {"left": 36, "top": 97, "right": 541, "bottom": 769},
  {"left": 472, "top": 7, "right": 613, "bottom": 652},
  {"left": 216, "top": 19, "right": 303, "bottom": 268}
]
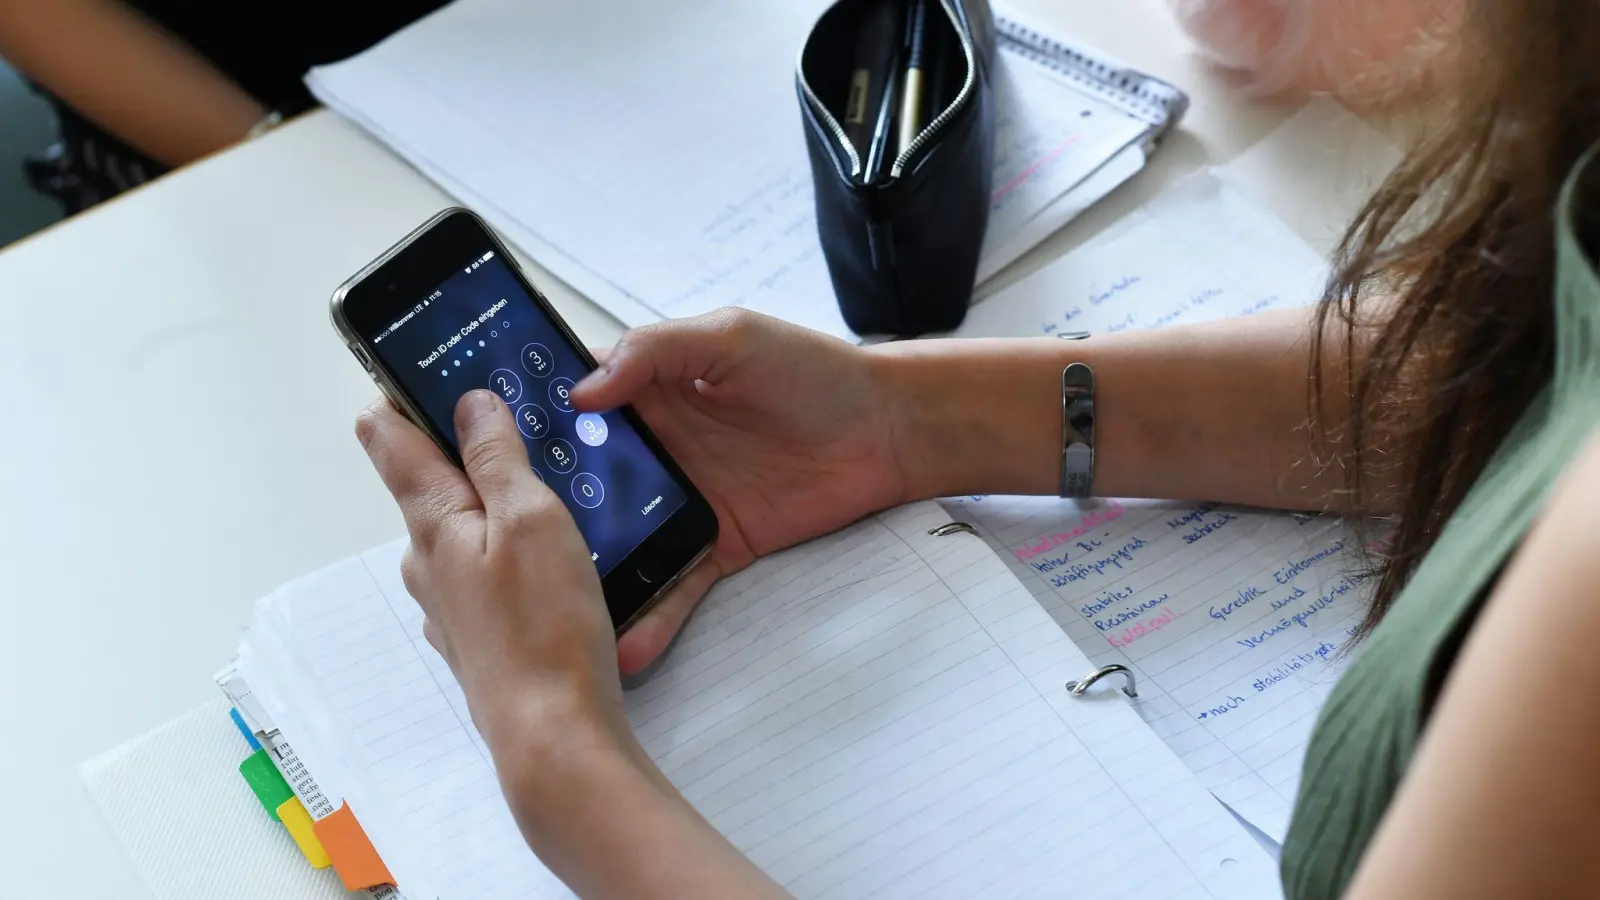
[{"left": 942, "top": 495, "right": 1364, "bottom": 846}]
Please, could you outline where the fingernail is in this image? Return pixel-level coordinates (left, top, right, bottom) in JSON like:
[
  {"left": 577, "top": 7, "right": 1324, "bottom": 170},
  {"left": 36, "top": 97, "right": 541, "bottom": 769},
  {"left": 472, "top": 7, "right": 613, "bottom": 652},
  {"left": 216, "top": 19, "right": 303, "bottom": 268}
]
[
  {"left": 354, "top": 409, "right": 379, "bottom": 449},
  {"left": 459, "top": 389, "right": 501, "bottom": 430}
]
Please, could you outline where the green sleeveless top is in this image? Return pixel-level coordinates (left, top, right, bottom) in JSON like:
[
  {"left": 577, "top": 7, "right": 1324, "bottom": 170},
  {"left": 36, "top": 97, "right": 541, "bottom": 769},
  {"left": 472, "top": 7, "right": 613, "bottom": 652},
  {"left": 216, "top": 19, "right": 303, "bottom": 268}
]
[{"left": 1280, "top": 154, "right": 1600, "bottom": 898}]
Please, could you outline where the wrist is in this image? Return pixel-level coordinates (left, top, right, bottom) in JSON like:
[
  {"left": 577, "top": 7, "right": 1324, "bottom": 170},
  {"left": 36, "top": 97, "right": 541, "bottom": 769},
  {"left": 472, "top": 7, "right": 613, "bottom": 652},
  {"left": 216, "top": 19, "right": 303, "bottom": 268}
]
[
  {"left": 477, "top": 682, "right": 643, "bottom": 805},
  {"left": 865, "top": 344, "right": 942, "bottom": 503},
  {"left": 868, "top": 337, "right": 1099, "bottom": 499}
]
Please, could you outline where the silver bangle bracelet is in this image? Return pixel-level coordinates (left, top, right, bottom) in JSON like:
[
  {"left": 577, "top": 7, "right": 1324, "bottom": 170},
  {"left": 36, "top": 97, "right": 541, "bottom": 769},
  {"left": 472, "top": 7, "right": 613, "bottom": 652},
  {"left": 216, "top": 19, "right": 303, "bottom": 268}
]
[{"left": 1060, "top": 362, "right": 1095, "bottom": 499}]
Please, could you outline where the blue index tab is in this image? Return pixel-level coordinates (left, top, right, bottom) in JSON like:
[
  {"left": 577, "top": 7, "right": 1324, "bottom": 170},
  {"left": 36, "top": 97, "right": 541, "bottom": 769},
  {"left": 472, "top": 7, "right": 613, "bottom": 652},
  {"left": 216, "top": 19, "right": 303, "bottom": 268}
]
[{"left": 230, "top": 707, "right": 263, "bottom": 751}]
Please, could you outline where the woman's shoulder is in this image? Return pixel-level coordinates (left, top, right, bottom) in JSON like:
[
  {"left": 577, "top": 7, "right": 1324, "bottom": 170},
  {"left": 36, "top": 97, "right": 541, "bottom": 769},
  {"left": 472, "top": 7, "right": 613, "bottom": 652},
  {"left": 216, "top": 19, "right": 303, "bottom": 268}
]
[
  {"left": 1281, "top": 413, "right": 1600, "bottom": 899},
  {"left": 1509, "top": 427, "right": 1600, "bottom": 571}
]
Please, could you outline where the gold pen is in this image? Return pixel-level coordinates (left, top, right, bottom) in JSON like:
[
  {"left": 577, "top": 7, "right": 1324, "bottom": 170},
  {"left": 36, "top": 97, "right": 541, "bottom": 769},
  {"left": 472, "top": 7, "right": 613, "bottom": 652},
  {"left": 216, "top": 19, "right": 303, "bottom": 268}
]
[{"left": 897, "top": 0, "right": 930, "bottom": 154}]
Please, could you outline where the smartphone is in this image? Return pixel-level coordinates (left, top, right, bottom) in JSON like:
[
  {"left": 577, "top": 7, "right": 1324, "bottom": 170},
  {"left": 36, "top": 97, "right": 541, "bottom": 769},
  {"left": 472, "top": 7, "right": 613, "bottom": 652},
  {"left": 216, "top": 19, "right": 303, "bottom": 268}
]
[{"left": 331, "top": 208, "right": 718, "bottom": 633}]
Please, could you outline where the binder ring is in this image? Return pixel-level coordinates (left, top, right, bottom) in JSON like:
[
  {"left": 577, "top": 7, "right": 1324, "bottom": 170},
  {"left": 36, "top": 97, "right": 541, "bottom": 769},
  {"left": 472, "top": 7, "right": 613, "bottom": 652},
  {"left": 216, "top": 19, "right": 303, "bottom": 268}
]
[
  {"left": 928, "top": 522, "right": 978, "bottom": 537},
  {"left": 1065, "top": 664, "right": 1137, "bottom": 699}
]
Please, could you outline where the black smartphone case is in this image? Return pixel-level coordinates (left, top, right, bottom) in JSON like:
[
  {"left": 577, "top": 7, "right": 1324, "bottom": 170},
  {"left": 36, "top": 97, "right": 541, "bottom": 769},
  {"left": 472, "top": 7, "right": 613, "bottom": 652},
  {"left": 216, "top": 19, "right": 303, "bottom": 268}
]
[{"left": 798, "top": 0, "right": 996, "bottom": 336}]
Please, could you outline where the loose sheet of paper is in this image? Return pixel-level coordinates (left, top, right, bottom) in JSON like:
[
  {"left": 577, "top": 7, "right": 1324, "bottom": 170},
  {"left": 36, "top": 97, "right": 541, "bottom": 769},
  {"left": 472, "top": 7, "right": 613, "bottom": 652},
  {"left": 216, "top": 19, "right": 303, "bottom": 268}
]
[
  {"left": 307, "top": 0, "right": 1149, "bottom": 340},
  {"left": 942, "top": 172, "right": 1365, "bottom": 842},
  {"left": 242, "top": 502, "right": 1282, "bottom": 899}
]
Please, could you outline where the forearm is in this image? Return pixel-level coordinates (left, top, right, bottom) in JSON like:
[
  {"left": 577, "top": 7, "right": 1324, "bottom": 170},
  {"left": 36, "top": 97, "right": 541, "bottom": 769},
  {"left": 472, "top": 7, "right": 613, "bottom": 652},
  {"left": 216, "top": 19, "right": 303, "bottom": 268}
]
[
  {"left": 481, "top": 694, "right": 787, "bottom": 900},
  {"left": 878, "top": 307, "right": 1362, "bottom": 511},
  {"left": 0, "top": 0, "right": 265, "bottom": 167}
]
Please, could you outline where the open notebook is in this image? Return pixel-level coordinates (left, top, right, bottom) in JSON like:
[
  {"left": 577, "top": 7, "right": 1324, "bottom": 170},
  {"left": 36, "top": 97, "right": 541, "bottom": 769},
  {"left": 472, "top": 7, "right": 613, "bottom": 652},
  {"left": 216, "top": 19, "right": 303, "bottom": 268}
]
[
  {"left": 306, "top": 0, "right": 1186, "bottom": 340},
  {"left": 940, "top": 172, "right": 1372, "bottom": 844},
  {"left": 222, "top": 502, "right": 1282, "bottom": 899}
]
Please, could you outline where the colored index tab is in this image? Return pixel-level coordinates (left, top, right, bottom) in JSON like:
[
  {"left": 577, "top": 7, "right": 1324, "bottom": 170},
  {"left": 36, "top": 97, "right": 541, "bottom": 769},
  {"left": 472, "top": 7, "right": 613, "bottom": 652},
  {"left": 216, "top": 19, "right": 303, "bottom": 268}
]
[
  {"left": 313, "top": 802, "right": 394, "bottom": 890},
  {"left": 238, "top": 748, "right": 294, "bottom": 820},
  {"left": 229, "top": 707, "right": 262, "bottom": 751},
  {"left": 275, "top": 797, "right": 332, "bottom": 869}
]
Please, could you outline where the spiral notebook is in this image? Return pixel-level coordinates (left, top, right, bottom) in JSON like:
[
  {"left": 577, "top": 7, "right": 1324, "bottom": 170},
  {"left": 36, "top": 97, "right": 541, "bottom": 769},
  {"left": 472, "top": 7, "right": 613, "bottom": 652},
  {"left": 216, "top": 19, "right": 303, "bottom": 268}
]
[
  {"left": 305, "top": 0, "right": 1187, "bottom": 340},
  {"left": 200, "top": 502, "right": 1282, "bottom": 899}
]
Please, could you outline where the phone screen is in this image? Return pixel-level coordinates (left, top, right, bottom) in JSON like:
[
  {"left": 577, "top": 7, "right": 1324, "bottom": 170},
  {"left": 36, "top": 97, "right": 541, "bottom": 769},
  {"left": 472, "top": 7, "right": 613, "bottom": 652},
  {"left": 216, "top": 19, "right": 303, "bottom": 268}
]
[{"left": 360, "top": 250, "right": 689, "bottom": 579}]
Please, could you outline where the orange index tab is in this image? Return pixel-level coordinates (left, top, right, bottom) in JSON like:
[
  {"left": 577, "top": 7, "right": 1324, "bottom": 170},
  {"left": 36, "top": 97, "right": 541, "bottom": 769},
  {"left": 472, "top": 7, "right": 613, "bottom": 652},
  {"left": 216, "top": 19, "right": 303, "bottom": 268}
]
[
  {"left": 311, "top": 802, "right": 393, "bottom": 890},
  {"left": 275, "top": 797, "right": 332, "bottom": 869}
]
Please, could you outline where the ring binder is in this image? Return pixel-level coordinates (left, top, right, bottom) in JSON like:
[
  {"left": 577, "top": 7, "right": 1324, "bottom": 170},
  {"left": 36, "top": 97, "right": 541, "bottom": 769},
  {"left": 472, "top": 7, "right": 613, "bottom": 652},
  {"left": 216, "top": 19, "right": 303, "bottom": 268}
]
[
  {"left": 929, "top": 522, "right": 979, "bottom": 537},
  {"left": 1065, "top": 664, "right": 1138, "bottom": 698}
]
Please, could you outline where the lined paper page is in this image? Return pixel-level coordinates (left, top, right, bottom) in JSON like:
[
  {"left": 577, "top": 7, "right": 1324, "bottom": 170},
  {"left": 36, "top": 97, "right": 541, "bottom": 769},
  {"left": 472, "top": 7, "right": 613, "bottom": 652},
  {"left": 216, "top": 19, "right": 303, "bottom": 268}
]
[
  {"left": 244, "top": 502, "right": 1282, "bottom": 899},
  {"left": 943, "top": 172, "right": 1362, "bottom": 841},
  {"left": 306, "top": 0, "right": 1148, "bottom": 340},
  {"left": 942, "top": 496, "right": 1366, "bottom": 843}
]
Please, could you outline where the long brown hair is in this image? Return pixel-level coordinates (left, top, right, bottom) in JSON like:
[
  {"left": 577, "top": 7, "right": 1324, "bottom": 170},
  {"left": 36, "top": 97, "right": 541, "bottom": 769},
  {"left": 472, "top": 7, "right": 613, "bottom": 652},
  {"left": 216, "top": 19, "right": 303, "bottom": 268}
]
[{"left": 1313, "top": 0, "right": 1600, "bottom": 638}]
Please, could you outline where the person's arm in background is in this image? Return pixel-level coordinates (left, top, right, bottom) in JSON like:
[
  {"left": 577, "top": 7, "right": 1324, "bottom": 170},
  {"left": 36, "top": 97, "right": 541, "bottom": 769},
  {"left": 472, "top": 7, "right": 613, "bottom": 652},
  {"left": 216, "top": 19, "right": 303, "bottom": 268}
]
[{"left": 0, "top": 0, "right": 265, "bottom": 167}]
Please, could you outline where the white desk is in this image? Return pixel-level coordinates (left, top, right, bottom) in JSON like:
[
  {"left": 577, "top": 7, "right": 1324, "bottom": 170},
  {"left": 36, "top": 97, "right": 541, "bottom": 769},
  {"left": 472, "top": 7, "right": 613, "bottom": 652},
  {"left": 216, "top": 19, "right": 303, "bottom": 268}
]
[{"left": 0, "top": 1, "right": 1391, "bottom": 896}]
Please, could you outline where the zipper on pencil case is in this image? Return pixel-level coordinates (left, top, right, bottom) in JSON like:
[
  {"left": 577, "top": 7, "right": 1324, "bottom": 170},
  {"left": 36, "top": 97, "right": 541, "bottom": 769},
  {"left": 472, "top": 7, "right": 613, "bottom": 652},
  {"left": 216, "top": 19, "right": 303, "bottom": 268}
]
[
  {"left": 797, "top": 0, "right": 976, "bottom": 185},
  {"left": 890, "top": 0, "right": 976, "bottom": 179},
  {"left": 798, "top": 48, "right": 864, "bottom": 179}
]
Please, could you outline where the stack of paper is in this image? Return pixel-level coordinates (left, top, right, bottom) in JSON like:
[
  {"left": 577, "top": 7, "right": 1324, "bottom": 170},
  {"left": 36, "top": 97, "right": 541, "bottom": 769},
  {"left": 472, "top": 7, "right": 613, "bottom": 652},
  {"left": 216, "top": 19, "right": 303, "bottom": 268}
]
[
  {"left": 306, "top": 0, "right": 1177, "bottom": 340},
  {"left": 220, "top": 502, "right": 1284, "bottom": 899}
]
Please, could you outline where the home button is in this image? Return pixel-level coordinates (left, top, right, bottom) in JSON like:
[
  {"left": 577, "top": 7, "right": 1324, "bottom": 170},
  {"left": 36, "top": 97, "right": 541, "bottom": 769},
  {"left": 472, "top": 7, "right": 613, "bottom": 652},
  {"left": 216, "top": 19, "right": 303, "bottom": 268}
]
[{"left": 635, "top": 560, "right": 664, "bottom": 585}]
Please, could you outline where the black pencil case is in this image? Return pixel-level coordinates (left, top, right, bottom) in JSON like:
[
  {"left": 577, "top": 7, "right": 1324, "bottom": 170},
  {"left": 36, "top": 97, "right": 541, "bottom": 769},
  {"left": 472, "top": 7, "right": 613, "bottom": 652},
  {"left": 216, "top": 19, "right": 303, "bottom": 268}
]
[{"left": 798, "top": 0, "right": 996, "bottom": 336}]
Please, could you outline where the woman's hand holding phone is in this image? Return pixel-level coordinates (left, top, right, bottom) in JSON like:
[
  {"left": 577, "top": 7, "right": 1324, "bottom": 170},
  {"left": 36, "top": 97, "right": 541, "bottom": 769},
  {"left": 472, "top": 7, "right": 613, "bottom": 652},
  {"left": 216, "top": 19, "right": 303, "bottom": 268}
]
[
  {"left": 356, "top": 305, "right": 930, "bottom": 684},
  {"left": 357, "top": 390, "right": 628, "bottom": 750},
  {"left": 357, "top": 388, "right": 789, "bottom": 898},
  {"left": 573, "top": 309, "right": 922, "bottom": 675}
]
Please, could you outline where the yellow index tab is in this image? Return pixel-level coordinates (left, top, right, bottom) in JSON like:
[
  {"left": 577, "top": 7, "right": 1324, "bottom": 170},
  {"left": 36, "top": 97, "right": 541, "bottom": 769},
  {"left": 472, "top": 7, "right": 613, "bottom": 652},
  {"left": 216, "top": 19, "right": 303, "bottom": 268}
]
[{"left": 275, "top": 797, "right": 332, "bottom": 869}]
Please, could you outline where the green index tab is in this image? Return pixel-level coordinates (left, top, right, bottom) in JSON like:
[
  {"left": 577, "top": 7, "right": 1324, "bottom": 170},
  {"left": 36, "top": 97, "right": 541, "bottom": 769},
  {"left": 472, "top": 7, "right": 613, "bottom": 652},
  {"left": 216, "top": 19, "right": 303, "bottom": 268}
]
[{"left": 239, "top": 748, "right": 295, "bottom": 821}]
